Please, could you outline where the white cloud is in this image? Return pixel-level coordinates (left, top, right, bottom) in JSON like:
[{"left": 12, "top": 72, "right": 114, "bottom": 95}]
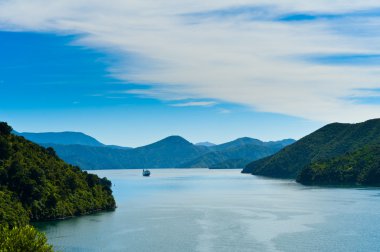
[
  {"left": 1, "top": 0, "right": 380, "bottom": 122},
  {"left": 171, "top": 101, "right": 217, "bottom": 107}
]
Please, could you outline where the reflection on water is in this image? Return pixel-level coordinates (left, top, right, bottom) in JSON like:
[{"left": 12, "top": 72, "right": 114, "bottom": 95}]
[{"left": 35, "top": 169, "right": 380, "bottom": 252}]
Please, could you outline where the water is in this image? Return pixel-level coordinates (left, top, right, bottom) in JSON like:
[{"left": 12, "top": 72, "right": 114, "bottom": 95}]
[{"left": 35, "top": 169, "right": 380, "bottom": 252}]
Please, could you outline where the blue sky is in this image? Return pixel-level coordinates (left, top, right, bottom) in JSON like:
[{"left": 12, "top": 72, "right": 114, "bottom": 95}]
[{"left": 1, "top": 1, "right": 380, "bottom": 146}]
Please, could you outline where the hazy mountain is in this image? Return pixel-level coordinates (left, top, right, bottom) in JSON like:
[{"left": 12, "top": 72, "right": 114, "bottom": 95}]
[
  {"left": 126, "top": 136, "right": 210, "bottom": 168},
  {"left": 179, "top": 138, "right": 295, "bottom": 169},
  {"left": 15, "top": 131, "right": 105, "bottom": 147},
  {"left": 243, "top": 119, "right": 380, "bottom": 179},
  {"left": 210, "top": 137, "right": 294, "bottom": 152},
  {"left": 106, "top": 145, "right": 132, "bottom": 150},
  {"left": 18, "top": 129, "right": 295, "bottom": 170},
  {"left": 41, "top": 144, "right": 130, "bottom": 170},
  {"left": 210, "top": 137, "right": 263, "bottom": 151},
  {"left": 210, "top": 159, "right": 252, "bottom": 169},
  {"left": 42, "top": 136, "right": 209, "bottom": 169},
  {"left": 195, "top": 142, "right": 216, "bottom": 147}
]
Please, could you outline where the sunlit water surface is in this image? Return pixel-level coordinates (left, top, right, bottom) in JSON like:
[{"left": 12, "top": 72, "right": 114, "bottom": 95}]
[{"left": 35, "top": 169, "right": 380, "bottom": 252}]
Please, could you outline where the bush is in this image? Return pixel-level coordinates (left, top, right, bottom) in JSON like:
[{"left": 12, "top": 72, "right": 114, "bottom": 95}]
[
  {"left": 0, "top": 190, "right": 29, "bottom": 228},
  {"left": 0, "top": 225, "right": 53, "bottom": 252}
]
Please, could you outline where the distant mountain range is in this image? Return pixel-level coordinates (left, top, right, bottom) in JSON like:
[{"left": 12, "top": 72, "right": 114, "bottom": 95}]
[
  {"left": 179, "top": 138, "right": 294, "bottom": 169},
  {"left": 195, "top": 142, "right": 216, "bottom": 147},
  {"left": 15, "top": 131, "right": 295, "bottom": 170},
  {"left": 15, "top": 131, "right": 105, "bottom": 146},
  {"left": 243, "top": 118, "right": 380, "bottom": 185},
  {"left": 15, "top": 131, "right": 131, "bottom": 149}
]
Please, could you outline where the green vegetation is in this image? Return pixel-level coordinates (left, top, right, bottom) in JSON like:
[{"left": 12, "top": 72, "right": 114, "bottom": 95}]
[
  {"left": 243, "top": 119, "right": 380, "bottom": 180},
  {"left": 0, "top": 190, "right": 29, "bottom": 228},
  {"left": 0, "top": 124, "right": 116, "bottom": 220},
  {"left": 297, "top": 145, "right": 380, "bottom": 185},
  {"left": 0, "top": 122, "right": 117, "bottom": 251},
  {"left": 0, "top": 225, "right": 53, "bottom": 252}
]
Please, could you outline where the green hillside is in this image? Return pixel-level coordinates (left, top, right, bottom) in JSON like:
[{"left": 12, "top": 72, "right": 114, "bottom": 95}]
[
  {"left": 297, "top": 144, "right": 380, "bottom": 185},
  {"left": 243, "top": 119, "right": 380, "bottom": 179},
  {"left": 178, "top": 140, "right": 292, "bottom": 168},
  {"left": 0, "top": 122, "right": 116, "bottom": 222}
]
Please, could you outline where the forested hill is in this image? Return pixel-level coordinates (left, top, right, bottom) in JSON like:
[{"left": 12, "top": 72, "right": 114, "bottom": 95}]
[
  {"left": 297, "top": 144, "right": 380, "bottom": 186},
  {"left": 243, "top": 118, "right": 380, "bottom": 179},
  {"left": 0, "top": 122, "right": 116, "bottom": 223}
]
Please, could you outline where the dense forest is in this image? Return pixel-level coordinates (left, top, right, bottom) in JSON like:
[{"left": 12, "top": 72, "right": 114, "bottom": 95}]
[
  {"left": 0, "top": 122, "right": 116, "bottom": 251},
  {"left": 297, "top": 144, "right": 380, "bottom": 185},
  {"left": 243, "top": 119, "right": 380, "bottom": 182}
]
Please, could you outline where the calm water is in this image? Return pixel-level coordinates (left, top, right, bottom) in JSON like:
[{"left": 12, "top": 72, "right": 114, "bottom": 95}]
[{"left": 35, "top": 169, "right": 380, "bottom": 252}]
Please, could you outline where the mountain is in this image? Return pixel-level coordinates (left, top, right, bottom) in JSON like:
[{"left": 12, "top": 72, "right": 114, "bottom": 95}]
[
  {"left": 0, "top": 122, "right": 116, "bottom": 223},
  {"left": 178, "top": 138, "right": 295, "bottom": 168},
  {"left": 43, "top": 136, "right": 210, "bottom": 169},
  {"left": 18, "top": 130, "right": 295, "bottom": 170},
  {"left": 195, "top": 142, "right": 216, "bottom": 147},
  {"left": 40, "top": 144, "right": 129, "bottom": 170},
  {"left": 15, "top": 131, "right": 105, "bottom": 146},
  {"left": 210, "top": 137, "right": 263, "bottom": 151},
  {"left": 210, "top": 137, "right": 294, "bottom": 152},
  {"left": 243, "top": 118, "right": 380, "bottom": 179},
  {"left": 297, "top": 144, "right": 380, "bottom": 186},
  {"left": 125, "top": 136, "right": 210, "bottom": 168},
  {"left": 210, "top": 159, "right": 252, "bottom": 169}
]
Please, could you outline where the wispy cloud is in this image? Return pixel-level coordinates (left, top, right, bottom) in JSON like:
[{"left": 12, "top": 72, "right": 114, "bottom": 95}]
[
  {"left": 1, "top": 1, "right": 380, "bottom": 122},
  {"left": 219, "top": 109, "right": 232, "bottom": 114},
  {"left": 171, "top": 101, "right": 217, "bottom": 107}
]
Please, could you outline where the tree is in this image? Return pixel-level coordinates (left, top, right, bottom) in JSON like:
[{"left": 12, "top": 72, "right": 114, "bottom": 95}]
[
  {"left": 0, "top": 122, "right": 12, "bottom": 135},
  {"left": 0, "top": 225, "right": 53, "bottom": 252},
  {"left": 0, "top": 137, "right": 10, "bottom": 160},
  {"left": 45, "top": 147, "right": 57, "bottom": 158},
  {"left": 0, "top": 190, "right": 29, "bottom": 228}
]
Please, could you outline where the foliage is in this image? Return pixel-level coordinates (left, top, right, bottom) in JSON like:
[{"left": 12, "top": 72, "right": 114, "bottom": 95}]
[
  {"left": 297, "top": 145, "right": 380, "bottom": 186},
  {"left": 0, "top": 225, "right": 53, "bottom": 252},
  {"left": 243, "top": 119, "right": 380, "bottom": 179},
  {"left": 0, "top": 122, "right": 118, "bottom": 252},
  {"left": 0, "top": 190, "right": 29, "bottom": 228},
  {"left": 0, "top": 122, "right": 12, "bottom": 136},
  {"left": 0, "top": 122, "right": 116, "bottom": 221}
]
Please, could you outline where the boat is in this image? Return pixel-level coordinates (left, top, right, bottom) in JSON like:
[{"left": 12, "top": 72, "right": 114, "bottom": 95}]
[{"left": 142, "top": 169, "right": 151, "bottom": 177}]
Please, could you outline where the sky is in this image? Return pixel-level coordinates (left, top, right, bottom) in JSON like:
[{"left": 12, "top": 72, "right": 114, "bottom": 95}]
[{"left": 1, "top": 1, "right": 380, "bottom": 147}]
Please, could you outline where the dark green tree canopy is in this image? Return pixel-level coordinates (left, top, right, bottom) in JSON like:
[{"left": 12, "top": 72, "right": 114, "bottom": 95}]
[
  {"left": 0, "top": 122, "right": 12, "bottom": 135},
  {"left": 0, "top": 122, "right": 116, "bottom": 222}
]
